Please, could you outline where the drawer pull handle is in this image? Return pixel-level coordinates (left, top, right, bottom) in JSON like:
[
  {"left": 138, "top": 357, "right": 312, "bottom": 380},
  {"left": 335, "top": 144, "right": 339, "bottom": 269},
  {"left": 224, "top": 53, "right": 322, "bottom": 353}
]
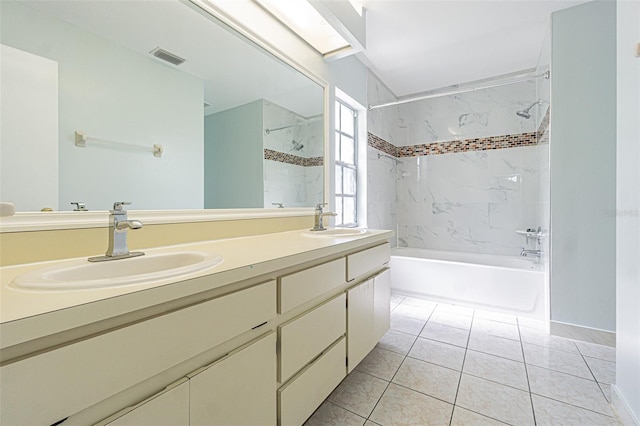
[{"left": 252, "top": 321, "right": 268, "bottom": 330}]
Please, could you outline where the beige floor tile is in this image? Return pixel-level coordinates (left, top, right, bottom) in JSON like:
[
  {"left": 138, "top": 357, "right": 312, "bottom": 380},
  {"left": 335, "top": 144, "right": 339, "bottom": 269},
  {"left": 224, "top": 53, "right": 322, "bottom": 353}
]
[
  {"left": 599, "top": 383, "right": 612, "bottom": 403},
  {"left": 472, "top": 318, "right": 520, "bottom": 341},
  {"left": 576, "top": 339, "right": 616, "bottom": 362},
  {"left": 408, "top": 337, "right": 466, "bottom": 371},
  {"left": 450, "top": 406, "right": 508, "bottom": 425},
  {"left": 585, "top": 356, "right": 616, "bottom": 384},
  {"left": 390, "top": 313, "right": 426, "bottom": 336},
  {"left": 429, "top": 311, "right": 473, "bottom": 330},
  {"left": 355, "top": 347, "right": 405, "bottom": 381},
  {"left": 467, "top": 331, "right": 524, "bottom": 362},
  {"left": 370, "top": 383, "right": 453, "bottom": 426},
  {"left": 376, "top": 330, "right": 418, "bottom": 355},
  {"left": 304, "top": 402, "right": 366, "bottom": 426},
  {"left": 420, "top": 322, "right": 470, "bottom": 348},
  {"left": 456, "top": 374, "right": 535, "bottom": 425},
  {"left": 401, "top": 297, "right": 438, "bottom": 310},
  {"left": 519, "top": 327, "right": 579, "bottom": 354},
  {"left": 526, "top": 364, "right": 613, "bottom": 416},
  {"left": 463, "top": 350, "right": 529, "bottom": 391},
  {"left": 523, "top": 343, "right": 593, "bottom": 380},
  {"left": 392, "top": 357, "right": 461, "bottom": 403},
  {"left": 531, "top": 394, "right": 620, "bottom": 425},
  {"left": 393, "top": 303, "right": 434, "bottom": 321},
  {"left": 327, "top": 370, "right": 388, "bottom": 418}
]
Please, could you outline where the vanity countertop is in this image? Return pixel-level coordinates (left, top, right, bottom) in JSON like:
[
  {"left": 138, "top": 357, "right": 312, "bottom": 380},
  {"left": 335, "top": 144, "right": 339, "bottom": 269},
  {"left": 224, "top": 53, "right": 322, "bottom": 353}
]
[{"left": 0, "top": 228, "right": 393, "bottom": 350}]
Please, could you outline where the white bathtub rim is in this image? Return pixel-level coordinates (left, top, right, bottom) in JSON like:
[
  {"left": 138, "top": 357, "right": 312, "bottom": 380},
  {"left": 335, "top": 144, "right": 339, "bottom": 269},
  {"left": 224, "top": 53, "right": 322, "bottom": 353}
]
[{"left": 391, "top": 247, "right": 543, "bottom": 272}]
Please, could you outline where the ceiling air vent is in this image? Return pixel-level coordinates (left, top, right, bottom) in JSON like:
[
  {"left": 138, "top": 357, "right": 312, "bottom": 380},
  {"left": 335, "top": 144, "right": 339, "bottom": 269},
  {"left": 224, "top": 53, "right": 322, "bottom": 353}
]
[{"left": 149, "top": 47, "right": 185, "bottom": 66}]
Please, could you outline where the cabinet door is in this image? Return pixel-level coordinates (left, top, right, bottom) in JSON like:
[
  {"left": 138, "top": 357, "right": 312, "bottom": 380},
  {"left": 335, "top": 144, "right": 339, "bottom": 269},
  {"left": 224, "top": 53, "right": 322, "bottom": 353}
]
[
  {"left": 190, "top": 332, "right": 276, "bottom": 426},
  {"left": 105, "top": 379, "right": 189, "bottom": 426},
  {"left": 373, "top": 269, "right": 391, "bottom": 343},
  {"left": 347, "top": 279, "right": 374, "bottom": 372}
]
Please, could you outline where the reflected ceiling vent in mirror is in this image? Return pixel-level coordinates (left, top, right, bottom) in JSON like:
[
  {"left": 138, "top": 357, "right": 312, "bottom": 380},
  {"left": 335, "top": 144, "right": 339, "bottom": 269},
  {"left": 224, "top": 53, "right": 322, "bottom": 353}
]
[{"left": 149, "top": 47, "right": 185, "bottom": 66}]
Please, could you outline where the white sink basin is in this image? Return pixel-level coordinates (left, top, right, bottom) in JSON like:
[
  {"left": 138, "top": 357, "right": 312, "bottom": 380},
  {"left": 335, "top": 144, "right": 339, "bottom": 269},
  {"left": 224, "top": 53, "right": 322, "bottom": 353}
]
[
  {"left": 301, "top": 228, "right": 369, "bottom": 238},
  {"left": 10, "top": 251, "right": 223, "bottom": 291}
]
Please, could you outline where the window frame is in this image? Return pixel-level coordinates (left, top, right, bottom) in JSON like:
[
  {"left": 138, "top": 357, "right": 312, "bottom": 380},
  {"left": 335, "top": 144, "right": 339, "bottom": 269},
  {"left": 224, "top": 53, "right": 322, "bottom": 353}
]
[{"left": 334, "top": 99, "right": 358, "bottom": 227}]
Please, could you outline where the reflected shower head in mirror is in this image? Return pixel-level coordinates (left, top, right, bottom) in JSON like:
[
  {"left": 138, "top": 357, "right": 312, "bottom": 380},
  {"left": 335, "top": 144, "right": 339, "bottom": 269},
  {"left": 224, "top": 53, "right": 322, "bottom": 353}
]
[
  {"left": 516, "top": 100, "right": 542, "bottom": 119},
  {"left": 289, "top": 140, "right": 304, "bottom": 152}
]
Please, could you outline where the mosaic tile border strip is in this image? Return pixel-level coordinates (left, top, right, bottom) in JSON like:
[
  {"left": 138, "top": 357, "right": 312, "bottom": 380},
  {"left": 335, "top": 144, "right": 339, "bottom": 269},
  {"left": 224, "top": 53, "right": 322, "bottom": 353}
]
[
  {"left": 368, "top": 133, "right": 399, "bottom": 157},
  {"left": 396, "top": 132, "right": 538, "bottom": 157},
  {"left": 264, "top": 148, "right": 323, "bottom": 167},
  {"left": 537, "top": 108, "right": 550, "bottom": 144},
  {"left": 368, "top": 131, "right": 539, "bottom": 158}
]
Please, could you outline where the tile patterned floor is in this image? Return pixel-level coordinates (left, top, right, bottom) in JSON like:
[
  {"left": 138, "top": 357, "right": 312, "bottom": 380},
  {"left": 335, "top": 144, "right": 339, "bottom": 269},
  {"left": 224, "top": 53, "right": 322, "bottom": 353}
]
[{"left": 305, "top": 294, "right": 621, "bottom": 425}]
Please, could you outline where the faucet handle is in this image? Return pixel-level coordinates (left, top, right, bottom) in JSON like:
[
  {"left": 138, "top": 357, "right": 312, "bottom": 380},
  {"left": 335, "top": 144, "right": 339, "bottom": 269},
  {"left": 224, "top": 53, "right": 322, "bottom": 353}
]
[
  {"left": 112, "top": 201, "right": 132, "bottom": 212},
  {"left": 70, "top": 202, "right": 88, "bottom": 211}
]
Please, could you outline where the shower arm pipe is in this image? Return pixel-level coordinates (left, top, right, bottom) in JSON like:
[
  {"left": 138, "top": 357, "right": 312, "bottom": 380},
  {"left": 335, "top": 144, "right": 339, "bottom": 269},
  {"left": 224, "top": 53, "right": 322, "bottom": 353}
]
[
  {"left": 377, "top": 152, "right": 400, "bottom": 163},
  {"left": 265, "top": 124, "right": 296, "bottom": 134},
  {"left": 368, "top": 71, "right": 550, "bottom": 111}
]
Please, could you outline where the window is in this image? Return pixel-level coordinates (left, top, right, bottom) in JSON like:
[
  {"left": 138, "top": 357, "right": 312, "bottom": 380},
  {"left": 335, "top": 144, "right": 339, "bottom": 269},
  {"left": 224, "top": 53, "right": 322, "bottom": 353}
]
[{"left": 335, "top": 100, "right": 358, "bottom": 227}]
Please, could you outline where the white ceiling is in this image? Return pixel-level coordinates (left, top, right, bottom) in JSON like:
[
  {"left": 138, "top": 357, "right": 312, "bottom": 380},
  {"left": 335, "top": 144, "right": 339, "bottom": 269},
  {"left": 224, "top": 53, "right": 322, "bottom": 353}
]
[
  {"left": 357, "top": 0, "right": 587, "bottom": 97},
  {"left": 21, "top": 1, "right": 323, "bottom": 117}
]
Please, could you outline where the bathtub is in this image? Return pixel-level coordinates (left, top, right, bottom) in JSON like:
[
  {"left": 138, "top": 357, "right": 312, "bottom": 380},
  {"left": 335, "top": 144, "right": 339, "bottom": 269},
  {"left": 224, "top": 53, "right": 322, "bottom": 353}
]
[{"left": 390, "top": 248, "right": 546, "bottom": 320}]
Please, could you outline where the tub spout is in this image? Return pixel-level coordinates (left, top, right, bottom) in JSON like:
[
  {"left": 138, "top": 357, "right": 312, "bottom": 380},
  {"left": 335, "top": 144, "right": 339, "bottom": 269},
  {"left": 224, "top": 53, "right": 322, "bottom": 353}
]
[{"left": 521, "top": 249, "right": 541, "bottom": 257}]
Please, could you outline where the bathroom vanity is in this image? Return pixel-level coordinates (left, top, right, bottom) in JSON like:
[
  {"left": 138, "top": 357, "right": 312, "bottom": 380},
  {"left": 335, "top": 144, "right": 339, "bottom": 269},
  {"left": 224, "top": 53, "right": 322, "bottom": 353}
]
[{"left": 0, "top": 229, "right": 393, "bottom": 425}]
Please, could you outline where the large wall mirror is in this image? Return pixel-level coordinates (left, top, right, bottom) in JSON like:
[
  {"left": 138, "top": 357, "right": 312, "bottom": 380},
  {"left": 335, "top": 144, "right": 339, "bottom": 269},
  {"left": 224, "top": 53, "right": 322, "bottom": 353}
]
[{"left": 0, "top": 0, "right": 324, "bottom": 212}]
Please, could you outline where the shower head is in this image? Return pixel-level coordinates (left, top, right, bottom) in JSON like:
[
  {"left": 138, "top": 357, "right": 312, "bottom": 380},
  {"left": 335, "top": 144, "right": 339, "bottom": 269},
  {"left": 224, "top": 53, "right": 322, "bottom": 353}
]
[
  {"left": 516, "top": 100, "right": 542, "bottom": 119},
  {"left": 289, "top": 140, "right": 304, "bottom": 152}
]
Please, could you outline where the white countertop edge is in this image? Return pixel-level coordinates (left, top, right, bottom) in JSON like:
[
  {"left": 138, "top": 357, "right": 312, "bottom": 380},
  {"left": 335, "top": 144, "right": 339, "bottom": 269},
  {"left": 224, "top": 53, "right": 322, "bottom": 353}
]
[
  {"left": 0, "top": 208, "right": 315, "bottom": 233},
  {"left": 0, "top": 229, "right": 394, "bottom": 349}
]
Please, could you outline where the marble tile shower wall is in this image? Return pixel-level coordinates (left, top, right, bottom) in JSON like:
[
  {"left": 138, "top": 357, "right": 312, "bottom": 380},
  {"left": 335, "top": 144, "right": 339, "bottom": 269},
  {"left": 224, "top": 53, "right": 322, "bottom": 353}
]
[
  {"left": 396, "top": 147, "right": 540, "bottom": 254},
  {"left": 367, "top": 75, "right": 548, "bottom": 255},
  {"left": 395, "top": 81, "right": 538, "bottom": 146},
  {"left": 263, "top": 101, "right": 323, "bottom": 208}
]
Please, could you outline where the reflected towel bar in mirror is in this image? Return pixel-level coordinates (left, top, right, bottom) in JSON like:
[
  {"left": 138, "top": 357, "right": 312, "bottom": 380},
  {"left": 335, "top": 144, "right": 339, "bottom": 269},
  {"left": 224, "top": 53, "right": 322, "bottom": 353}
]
[{"left": 75, "top": 131, "right": 163, "bottom": 158}]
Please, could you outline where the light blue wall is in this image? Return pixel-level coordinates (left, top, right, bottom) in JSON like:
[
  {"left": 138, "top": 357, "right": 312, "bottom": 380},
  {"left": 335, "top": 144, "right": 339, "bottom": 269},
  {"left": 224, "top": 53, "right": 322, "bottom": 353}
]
[
  {"left": 550, "top": 1, "right": 617, "bottom": 331},
  {"left": 615, "top": 0, "right": 640, "bottom": 421},
  {"left": 204, "top": 101, "right": 264, "bottom": 208},
  {"left": 0, "top": 1, "right": 204, "bottom": 211}
]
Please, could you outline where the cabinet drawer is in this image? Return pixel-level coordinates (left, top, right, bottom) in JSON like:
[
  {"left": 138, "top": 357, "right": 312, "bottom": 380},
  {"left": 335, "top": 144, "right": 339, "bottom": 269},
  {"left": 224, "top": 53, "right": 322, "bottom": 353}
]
[
  {"left": 0, "top": 281, "right": 276, "bottom": 426},
  {"left": 279, "top": 294, "right": 345, "bottom": 383},
  {"left": 279, "top": 258, "right": 346, "bottom": 313},
  {"left": 101, "top": 379, "right": 189, "bottom": 426},
  {"left": 347, "top": 243, "right": 390, "bottom": 281},
  {"left": 278, "top": 338, "right": 346, "bottom": 426},
  {"left": 190, "top": 332, "right": 276, "bottom": 426}
]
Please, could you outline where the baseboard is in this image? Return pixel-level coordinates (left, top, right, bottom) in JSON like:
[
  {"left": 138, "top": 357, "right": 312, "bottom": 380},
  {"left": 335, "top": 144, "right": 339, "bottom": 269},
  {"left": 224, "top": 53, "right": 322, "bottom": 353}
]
[
  {"left": 550, "top": 321, "right": 616, "bottom": 347},
  {"left": 612, "top": 385, "right": 640, "bottom": 425}
]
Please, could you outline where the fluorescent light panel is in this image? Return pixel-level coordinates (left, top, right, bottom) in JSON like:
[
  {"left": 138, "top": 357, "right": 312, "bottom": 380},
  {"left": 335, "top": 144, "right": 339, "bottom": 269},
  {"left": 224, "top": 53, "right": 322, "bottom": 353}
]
[{"left": 254, "top": 0, "right": 350, "bottom": 55}]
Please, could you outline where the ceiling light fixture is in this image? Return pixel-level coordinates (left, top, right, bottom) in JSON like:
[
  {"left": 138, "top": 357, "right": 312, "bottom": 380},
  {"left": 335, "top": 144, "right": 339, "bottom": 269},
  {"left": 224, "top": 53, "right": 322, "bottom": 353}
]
[{"left": 253, "top": 0, "right": 350, "bottom": 56}]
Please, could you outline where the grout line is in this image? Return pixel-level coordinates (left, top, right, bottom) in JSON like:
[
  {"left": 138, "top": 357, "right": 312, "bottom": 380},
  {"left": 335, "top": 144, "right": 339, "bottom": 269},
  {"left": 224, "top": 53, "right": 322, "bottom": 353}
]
[
  {"left": 530, "top": 392, "right": 618, "bottom": 419},
  {"left": 365, "top": 303, "right": 435, "bottom": 423},
  {"left": 518, "top": 318, "right": 538, "bottom": 425},
  {"left": 449, "top": 308, "right": 475, "bottom": 426},
  {"left": 323, "top": 400, "right": 368, "bottom": 422}
]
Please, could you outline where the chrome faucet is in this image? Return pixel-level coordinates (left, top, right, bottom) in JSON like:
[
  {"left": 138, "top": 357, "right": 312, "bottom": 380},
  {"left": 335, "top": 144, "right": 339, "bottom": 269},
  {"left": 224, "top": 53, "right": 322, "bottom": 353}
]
[
  {"left": 89, "top": 202, "right": 144, "bottom": 262},
  {"left": 311, "top": 203, "right": 337, "bottom": 231},
  {"left": 521, "top": 249, "right": 541, "bottom": 258}
]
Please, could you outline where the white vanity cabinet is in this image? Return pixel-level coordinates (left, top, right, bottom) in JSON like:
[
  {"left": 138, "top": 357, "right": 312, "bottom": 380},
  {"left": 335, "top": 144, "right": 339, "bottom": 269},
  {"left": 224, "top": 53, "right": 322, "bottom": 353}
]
[
  {"left": 0, "top": 233, "right": 394, "bottom": 426},
  {"left": 347, "top": 268, "right": 391, "bottom": 372},
  {"left": 102, "top": 379, "right": 190, "bottom": 426},
  {"left": 189, "top": 332, "right": 277, "bottom": 426}
]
